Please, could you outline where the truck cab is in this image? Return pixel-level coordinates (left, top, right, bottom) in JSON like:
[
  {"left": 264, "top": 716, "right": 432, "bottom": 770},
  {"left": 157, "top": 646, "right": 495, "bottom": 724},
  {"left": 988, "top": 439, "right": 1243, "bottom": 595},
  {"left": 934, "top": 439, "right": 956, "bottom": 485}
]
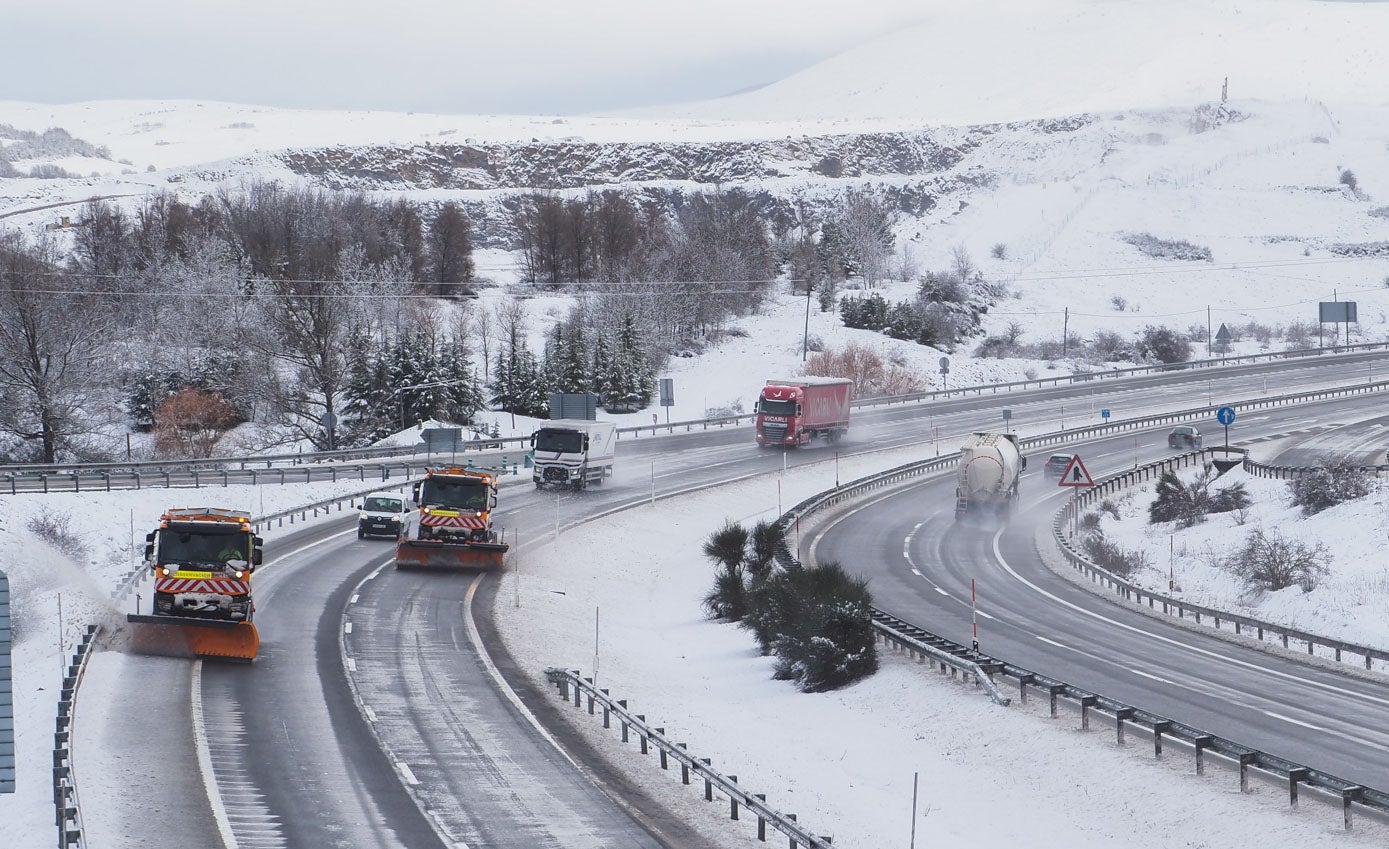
[
  {"left": 531, "top": 420, "right": 616, "bottom": 490},
  {"left": 144, "top": 508, "right": 263, "bottom": 621}
]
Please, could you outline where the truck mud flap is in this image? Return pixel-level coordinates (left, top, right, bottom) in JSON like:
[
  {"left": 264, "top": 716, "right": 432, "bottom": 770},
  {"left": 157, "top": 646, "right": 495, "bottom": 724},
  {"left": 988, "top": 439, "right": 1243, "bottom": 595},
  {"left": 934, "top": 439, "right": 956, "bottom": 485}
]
[
  {"left": 394, "top": 540, "right": 509, "bottom": 570},
  {"left": 125, "top": 614, "right": 259, "bottom": 662}
]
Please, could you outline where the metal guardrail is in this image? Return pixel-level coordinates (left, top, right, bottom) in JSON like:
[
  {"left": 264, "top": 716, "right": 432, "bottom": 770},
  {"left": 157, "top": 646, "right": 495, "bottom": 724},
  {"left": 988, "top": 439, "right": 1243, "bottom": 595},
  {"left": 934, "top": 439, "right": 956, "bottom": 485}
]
[
  {"left": 545, "top": 669, "right": 835, "bottom": 848},
  {"left": 1056, "top": 452, "right": 1389, "bottom": 673},
  {"left": 1243, "top": 454, "right": 1389, "bottom": 480},
  {"left": 52, "top": 623, "right": 97, "bottom": 848}
]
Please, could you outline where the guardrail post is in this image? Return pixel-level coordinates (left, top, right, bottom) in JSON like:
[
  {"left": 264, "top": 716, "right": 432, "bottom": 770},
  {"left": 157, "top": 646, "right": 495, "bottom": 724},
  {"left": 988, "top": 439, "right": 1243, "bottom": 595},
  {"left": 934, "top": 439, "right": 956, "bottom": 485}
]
[
  {"left": 1238, "top": 753, "right": 1257, "bottom": 792},
  {"left": 601, "top": 689, "right": 610, "bottom": 727},
  {"left": 1079, "top": 695, "right": 1097, "bottom": 731},
  {"left": 756, "top": 794, "right": 767, "bottom": 841},
  {"left": 787, "top": 813, "right": 798, "bottom": 849},
  {"left": 619, "top": 700, "right": 628, "bottom": 742},
  {"left": 1114, "top": 707, "right": 1134, "bottom": 745},
  {"left": 729, "top": 776, "right": 739, "bottom": 819},
  {"left": 1343, "top": 786, "right": 1363, "bottom": 831},
  {"left": 1048, "top": 685, "right": 1064, "bottom": 718},
  {"left": 638, "top": 716, "right": 647, "bottom": 754},
  {"left": 658, "top": 731, "right": 668, "bottom": 769},
  {"left": 701, "top": 758, "right": 712, "bottom": 798},
  {"left": 1287, "top": 767, "right": 1309, "bottom": 808},
  {"left": 1151, "top": 720, "right": 1170, "bottom": 757}
]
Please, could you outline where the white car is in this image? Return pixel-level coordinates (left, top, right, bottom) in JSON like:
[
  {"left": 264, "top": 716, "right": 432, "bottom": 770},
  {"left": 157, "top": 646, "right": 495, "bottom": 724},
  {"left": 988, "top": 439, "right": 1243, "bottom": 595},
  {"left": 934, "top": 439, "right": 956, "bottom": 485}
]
[{"left": 358, "top": 491, "right": 408, "bottom": 539}]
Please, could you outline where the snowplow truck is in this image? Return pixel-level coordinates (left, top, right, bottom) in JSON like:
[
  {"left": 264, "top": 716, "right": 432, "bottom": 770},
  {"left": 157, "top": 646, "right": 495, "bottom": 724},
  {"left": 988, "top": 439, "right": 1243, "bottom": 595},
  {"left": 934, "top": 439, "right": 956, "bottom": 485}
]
[
  {"left": 395, "top": 467, "right": 509, "bottom": 569},
  {"left": 126, "top": 508, "right": 263, "bottom": 662},
  {"left": 955, "top": 432, "right": 1026, "bottom": 520}
]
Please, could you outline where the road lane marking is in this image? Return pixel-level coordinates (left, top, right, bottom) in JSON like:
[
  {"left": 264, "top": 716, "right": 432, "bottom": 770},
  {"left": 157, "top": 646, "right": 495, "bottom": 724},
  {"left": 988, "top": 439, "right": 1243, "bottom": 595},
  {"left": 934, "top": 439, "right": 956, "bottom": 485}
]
[
  {"left": 363, "top": 705, "right": 377, "bottom": 722},
  {"left": 934, "top": 587, "right": 949, "bottom": 597},
  {"left": 1036, "top": 636, "right": 1070, "bottom": 650},
  {"left": 344, "top": 621, "right": 352, "bottom": 634},
  {"left": 345, "top": 657, "right": 356, "bottom": 671},
  {"left": 1131, "top": 669, "right": 1177, "bottom": 686},
  {"left": 191, "top": 661, "right": 239, "bottom": 849},
  {"left": 396, "top": 762, "right": 420, "bottom": 785},
  {"left": 1264, "top": 710, "right": 1324, "bottom": 732}
]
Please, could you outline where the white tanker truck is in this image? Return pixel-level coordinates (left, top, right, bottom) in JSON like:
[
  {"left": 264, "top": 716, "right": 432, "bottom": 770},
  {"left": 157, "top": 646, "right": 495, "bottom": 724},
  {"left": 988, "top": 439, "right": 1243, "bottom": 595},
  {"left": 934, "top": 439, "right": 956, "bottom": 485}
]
[{"left": 955, "top": 432, "right": 1026, "bottom": 519}]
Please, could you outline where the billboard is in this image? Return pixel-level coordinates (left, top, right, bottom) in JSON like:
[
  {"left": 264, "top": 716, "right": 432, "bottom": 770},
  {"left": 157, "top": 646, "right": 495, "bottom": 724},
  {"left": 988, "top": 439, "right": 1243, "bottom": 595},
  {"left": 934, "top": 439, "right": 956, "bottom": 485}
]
[{"left": 1319, "top": 301, "right": 1358, "bottom": 323}]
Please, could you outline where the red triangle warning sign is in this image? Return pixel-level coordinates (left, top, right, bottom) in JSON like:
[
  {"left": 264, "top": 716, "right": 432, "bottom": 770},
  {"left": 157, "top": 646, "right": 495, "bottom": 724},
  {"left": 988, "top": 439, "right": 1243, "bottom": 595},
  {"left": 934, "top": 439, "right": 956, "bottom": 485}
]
[{"left": 1058, "top": 454, "right": 1094, "bottom": 488}]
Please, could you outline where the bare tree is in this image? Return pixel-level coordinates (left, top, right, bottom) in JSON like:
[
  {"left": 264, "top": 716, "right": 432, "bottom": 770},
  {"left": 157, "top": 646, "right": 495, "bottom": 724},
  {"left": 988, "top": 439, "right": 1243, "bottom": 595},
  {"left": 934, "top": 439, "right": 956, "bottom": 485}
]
[
  {"left": 0, "top": 233, "right": 110, "bottom": 461},
  {"left": 153, "top": 388, "right": 237, "bottom": 458},
  {"left": 837, "top": 188, "right": 896, "bottom": 289},
  {"left": 426, "top": 202, "right": 475, "bottom": 296}
]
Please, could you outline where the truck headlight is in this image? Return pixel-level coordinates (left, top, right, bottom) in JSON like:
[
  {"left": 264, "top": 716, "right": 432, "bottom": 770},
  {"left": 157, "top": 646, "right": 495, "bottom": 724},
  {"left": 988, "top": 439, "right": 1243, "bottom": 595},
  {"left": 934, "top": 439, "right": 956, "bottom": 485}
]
[{"left": 359, "top": 512, "right": 369, "bottom": 521}]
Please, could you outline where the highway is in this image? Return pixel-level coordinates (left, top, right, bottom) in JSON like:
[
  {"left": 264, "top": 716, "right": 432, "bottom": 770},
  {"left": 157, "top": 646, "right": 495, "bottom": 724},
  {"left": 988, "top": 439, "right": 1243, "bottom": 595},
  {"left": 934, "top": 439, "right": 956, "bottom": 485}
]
[
  {"left": 73, "top": 352, "right": 1389, "bottom": 847},
  {"left": 809, "top": 389, "right": 1389, "bottom": 792}
]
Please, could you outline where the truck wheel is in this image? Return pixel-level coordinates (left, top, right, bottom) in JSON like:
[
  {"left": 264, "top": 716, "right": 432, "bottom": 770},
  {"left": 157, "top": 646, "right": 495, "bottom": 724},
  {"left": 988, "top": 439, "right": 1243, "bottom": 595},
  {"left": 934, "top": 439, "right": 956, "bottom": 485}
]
[{"left": 358, "top": 528, "right": 366, "bottom": 539}]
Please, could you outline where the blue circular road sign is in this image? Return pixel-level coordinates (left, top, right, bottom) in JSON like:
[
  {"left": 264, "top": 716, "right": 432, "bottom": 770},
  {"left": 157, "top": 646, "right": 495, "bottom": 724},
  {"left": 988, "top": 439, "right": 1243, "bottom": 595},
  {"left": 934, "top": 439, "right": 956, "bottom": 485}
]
[{"left": 1216, "top": 406, "right": 1236, "bottom": 426}]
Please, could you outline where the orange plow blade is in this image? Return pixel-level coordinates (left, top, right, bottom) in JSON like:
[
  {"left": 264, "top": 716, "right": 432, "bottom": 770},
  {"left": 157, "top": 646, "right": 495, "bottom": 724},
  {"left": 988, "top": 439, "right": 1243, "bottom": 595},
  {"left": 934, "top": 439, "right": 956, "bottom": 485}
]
[
  {"left": 394, "top": 540, "right": 508, "bottom": 570},
  {"left": 126, "top": 615, "right": 260, "bottom": 662}
]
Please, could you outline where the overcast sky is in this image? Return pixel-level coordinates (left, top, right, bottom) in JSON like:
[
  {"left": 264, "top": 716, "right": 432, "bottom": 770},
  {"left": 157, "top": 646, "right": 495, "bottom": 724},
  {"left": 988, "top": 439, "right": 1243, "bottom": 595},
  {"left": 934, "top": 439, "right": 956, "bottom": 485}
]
[{"left": 3, "top": 1, "right": 926, "bottom": 115}]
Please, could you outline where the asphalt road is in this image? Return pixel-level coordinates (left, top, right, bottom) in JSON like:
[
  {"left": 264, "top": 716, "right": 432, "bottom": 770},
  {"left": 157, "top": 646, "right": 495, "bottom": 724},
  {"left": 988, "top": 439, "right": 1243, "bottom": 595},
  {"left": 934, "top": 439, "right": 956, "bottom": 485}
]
[{"left": 809, "top": 390, "right": 1389, "bottom": 791}]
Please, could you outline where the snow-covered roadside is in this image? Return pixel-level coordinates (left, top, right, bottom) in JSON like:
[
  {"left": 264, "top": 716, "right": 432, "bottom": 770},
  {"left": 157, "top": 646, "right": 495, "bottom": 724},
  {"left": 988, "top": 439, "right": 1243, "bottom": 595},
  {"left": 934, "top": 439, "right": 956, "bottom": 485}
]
[
  {"left": 1095, "top": 466, "right": 1389, "bottom": 652},
  {"left": 492, "top": 449, "right": 1384, "bottom": 848}
]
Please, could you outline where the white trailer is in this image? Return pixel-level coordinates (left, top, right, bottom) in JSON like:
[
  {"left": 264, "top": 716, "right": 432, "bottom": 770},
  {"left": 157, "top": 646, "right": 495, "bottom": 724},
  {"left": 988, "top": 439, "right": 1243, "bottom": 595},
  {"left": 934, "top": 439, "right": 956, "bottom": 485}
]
[
  {"left": 955, "top": 432, "right": 1025, "bottom": 519},
  {"left": 531, "top": 420, "right": 617, "bottom": 490}
]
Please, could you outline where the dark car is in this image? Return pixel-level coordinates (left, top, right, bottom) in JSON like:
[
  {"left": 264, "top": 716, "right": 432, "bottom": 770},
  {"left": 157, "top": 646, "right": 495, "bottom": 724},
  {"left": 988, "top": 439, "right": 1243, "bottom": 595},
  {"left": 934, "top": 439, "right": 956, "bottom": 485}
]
[
  {"left": 1167, "top": 426, "right": 1203, "bottom": 449},
  {"left": 1043, "top": 453, "right": 1076, "bottom": 477}
]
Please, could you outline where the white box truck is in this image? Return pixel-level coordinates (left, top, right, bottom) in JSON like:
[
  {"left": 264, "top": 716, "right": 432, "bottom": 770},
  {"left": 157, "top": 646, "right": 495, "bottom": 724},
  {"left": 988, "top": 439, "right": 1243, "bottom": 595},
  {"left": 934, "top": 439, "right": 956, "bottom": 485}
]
[{"left": 531, "top": 420, "right": 617, "bottom": 491}]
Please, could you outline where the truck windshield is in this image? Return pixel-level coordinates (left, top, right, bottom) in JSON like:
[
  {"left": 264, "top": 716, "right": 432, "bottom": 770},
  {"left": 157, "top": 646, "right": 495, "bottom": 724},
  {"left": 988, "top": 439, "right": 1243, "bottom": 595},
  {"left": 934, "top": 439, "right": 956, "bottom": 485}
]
[
  {"left": 534, "top": 429, "right": 584, "bottom": 453},
  {"left": 363, "top": 496, "right": 403, "bottom": 513},
  {"left": 759, "top": 398, "right": 796, "bottom": 416},
  {"left": 159, "top": 527, "right": 248, "bottom": 565},
  {"left": 420, "top": 479, "right": 490, "bottom": 511}
]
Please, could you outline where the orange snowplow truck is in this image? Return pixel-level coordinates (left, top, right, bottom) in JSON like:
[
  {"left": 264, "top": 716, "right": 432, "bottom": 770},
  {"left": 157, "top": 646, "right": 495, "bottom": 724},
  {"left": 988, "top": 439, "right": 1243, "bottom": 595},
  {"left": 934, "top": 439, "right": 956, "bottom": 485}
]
[
  {"left": 126, "top": 507, "right": 263, "bottom": 662},
  {"left": 395, "top": 467, "right": 509, "bottom": 569}
]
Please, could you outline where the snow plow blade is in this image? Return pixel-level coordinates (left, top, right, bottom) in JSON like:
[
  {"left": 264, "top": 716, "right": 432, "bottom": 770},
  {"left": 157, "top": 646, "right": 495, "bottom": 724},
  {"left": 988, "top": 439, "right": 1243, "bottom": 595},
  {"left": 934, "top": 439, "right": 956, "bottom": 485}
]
[
  {"left": 394, "top": 539, "right": 509, "bottom": 570},
  {"left": 125, "top": 615, "right": 259, "bottom": 662}
]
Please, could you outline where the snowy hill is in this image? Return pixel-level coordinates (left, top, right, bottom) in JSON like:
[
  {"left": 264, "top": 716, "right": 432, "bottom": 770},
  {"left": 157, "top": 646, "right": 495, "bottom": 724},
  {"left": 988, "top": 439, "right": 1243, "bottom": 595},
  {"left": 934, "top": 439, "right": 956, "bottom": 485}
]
[{"left": 653, "top": 0, "right": 1389, "bottom": 124}]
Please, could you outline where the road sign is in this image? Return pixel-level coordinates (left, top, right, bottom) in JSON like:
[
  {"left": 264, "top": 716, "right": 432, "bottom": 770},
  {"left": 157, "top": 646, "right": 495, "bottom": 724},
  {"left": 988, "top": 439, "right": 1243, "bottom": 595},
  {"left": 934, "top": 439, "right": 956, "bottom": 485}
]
[
  {"left": 1216, "top": 406, "right": 1236, "bottom": 426},
  {"left": 1101, "top": 408, "right": 1110, "bottom": 420},
  {"left": 1058, "top": 454, "right": 1095, "bottom": 488},
  {"left": 658, "top": 378, "right": 674, "bottom": 407},
  {"left": 1214, "top": 323, "right": 1232, "bottom": 351},
  {"left": 1002, "top": 409, "right": 1012, "bottom": 421},
  {"left": 938, "top": 356, "right": 950, "bottom": 374}
]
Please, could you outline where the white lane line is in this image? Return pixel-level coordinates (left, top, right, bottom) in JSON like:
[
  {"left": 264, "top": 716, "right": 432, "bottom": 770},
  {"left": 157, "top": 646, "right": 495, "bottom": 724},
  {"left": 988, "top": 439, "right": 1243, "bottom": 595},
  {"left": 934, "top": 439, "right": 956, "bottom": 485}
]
[
  {"left": 1264, "top": 710, "right": 1325, "bottom": 732},
  {"left": 911, "top": 568, "right": 922, "bottom": 576},
  {"left": 1036, "top": 636, "right": 1070, "bottom": 650},
  {"left": 396, "top": 762, "right": 420, "bottom": 786},
  {"left": 934, "top": 587, "right": 949, "bottom": 597},
  {"left": 345, "top": 657, "right": 357, "bottom": 671},
  {"left": 350, "top": 594, "right": 359, "bottom": 604},
  {"left": 1131, "top": 669, "right": 1177, "bottom": 686},
  {"left": 344, "top": 621, "right": 353, "bottom": 634},
  {"left": 191, "top": 661, "right": 239, "bottom": 849},
  {"left": 977, "top": 610, "right": 996, "bottom": 621},
  {"left": 363, "top": 705, "right": 377, "bottom": 722}
]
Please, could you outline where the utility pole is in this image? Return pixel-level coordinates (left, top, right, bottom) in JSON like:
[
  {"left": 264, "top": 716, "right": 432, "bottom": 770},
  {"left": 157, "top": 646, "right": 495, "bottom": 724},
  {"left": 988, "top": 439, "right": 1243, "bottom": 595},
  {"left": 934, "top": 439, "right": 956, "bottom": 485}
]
[
  {"left": 1062, "top": 307, "right": 1069, "bottom": 358},
  {"left": 802, "top": 278, "right": 812, "bottom": 362},
  {"left": 1207, "top": 305, "right": 1211, "bottom": 357}
]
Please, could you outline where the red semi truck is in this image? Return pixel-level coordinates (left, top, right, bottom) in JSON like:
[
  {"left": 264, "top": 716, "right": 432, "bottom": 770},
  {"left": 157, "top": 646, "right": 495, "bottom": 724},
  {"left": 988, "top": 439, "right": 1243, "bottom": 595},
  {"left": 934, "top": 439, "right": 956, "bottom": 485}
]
[{"left": 755, "top": 377, "right": 853, "bottom": 447}]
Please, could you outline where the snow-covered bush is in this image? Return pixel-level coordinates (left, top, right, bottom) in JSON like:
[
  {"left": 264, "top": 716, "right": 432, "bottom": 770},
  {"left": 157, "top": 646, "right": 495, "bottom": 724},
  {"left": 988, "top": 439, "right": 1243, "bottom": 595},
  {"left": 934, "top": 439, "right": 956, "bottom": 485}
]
[
  {"left": 1122, "top": 232, "right": 1213, "bottom": 262},
  {"left": 1340, "top": 169, "right": 1359, "bottom": 192},
  {"left": 27, "top": 509, "right": 86, "bottom": 561},
  {"left": 1080, "top": 533, "right": 1150, "bottom": 578},
  {"left": 1226, "top": 528, "right": 1330, "bottom": 592},
  {"left": 1149, "top": 468, "right": 1248, "bottom": 527},
  {"left": 757, "top": 561, "right": 878, "bottom": 693},
  {"left": 1288, "top": 459, "right": 1372, "bottom": 516},
  {"left": 1137, "top": 325, "right": 1191, "bottom": 365}
]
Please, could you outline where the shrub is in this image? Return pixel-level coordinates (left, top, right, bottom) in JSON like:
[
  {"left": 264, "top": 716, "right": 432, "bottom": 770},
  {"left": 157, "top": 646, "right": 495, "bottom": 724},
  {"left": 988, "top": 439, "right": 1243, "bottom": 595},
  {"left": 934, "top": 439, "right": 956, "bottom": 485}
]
[
  {"left": 1088, "top": 330, "right": 1132, "bottom": 362},
  {"left": 28, "top": 509, "right": 86, "bottom": 560},
  {"left": 703, "top": 562, "right": 748, "bottom": 621},
  {"left": 1340, "top": 169, "right": 1359, "bottom": 192},
  {"left": 990, "top": 242, "right": 1007, "bottom": 260},
  {"left": 1288, "top": 459, "right": 1372, "bottom": 516},
  {"left": 1148, "top": 469, "right": 1211, "bottom": 528},
  {"left": 702, "top": 521, "right": 748, "bottom": 570},
  {"left": 1227, "top": 528, "right": 1330, "bottom": 592},
  {"left": 1110, "top": 295, "right": 1128, "bottom": 311},
  {"left": 1137, "top": 325, "right": 1191, "bottom": 365},
  {"left": 749, "top": 561, "right": 878, "bottom": 692},
  {"left": 1122, "top": 233, "right": 1213, "bottom": 262},
  {"left": 1209, "top": 482, "right": 1251, "bottom": 514},
  {"left": 1081, "top": 534, "right": 1151, "bottom": 578}
]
